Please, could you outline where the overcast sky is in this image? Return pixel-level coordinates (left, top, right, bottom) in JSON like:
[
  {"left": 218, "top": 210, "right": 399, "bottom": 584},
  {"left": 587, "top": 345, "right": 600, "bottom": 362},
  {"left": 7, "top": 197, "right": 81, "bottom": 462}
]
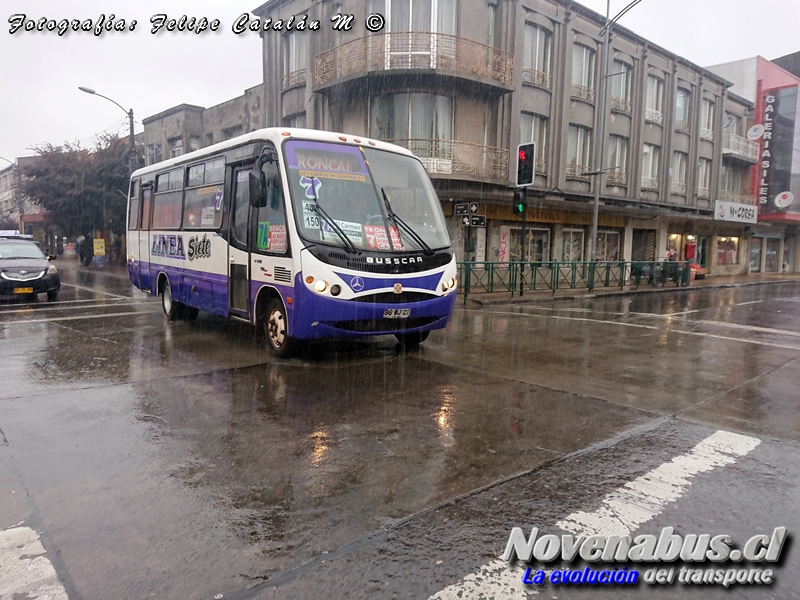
[{"left": 1, "top": 0, "right": 798, "bottom": 162}]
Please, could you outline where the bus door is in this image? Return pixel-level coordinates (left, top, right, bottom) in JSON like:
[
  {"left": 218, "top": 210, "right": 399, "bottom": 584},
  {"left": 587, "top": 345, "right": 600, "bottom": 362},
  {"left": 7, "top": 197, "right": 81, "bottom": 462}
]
[
  {"left": 228, "top": 167, "right": 252, "bottom": 317},
  {"left": 127, "top": 180, "right": 141, "bottom": 288},
  {"left": 138, "top": 184, "right": 153, "bottom": 292}
]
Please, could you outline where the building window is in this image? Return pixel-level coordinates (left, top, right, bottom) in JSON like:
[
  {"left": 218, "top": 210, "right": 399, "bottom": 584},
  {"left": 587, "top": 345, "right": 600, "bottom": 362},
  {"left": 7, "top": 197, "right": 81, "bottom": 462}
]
[
  {"left": 562, "top": 229, "right": 584, "bottom": 261},
  {"left": 205, "top": 133, "right": 214, "bottom": 147},
  {"left": 522, "top": 23, "right": 552, "bottom": 89},
  {"left": 374, "top": 0, "right": 457, "bottom": 69},
  {"left": 607, "top": 135, "right": 628, "bottom": 186},
  {"left": 283, "top": 31, "right": 308, "bottom": 90},
  {"left": 520, "top": 112, "right": 548, "bottom": 174},
  {"left": 169, "top": 137, "right": 183, "bottom": 158},
  {"left": 671, "top": 151, "right": 688, "bottom": 195},
  {"left": 566, "top": 125, "right": 592, "bottom": 177},
  {"left": 595, "top": 231, "right": 621, "bottom": 261},
  {"left": 146, "top": 143, "right": 162, "bottom": 166},
  {"left": 717, "top": 236, "right": 738, "bottom": 265},
  {"left": 641, "top": 143, "right": 660, "bottom": 190},
  {"left": 370, "top": 93, "right": 453, "bottom": 142},
  {"left": 571, "top": 44, "right": 596, "bottom": 102},
  {"left": 646, "top": 75, "right": 664, "bottom": 124},
  {"left": 285, "top": 113, "right": 307, "bottom": 129},
  {"left": 189, "top": 136, "right": 200, "bottom": 152},
  {"left": 222, "top": 125, "right": 243, "bottom": 140},
  {"left": 724, "top": 111, "right": 744, "bottom": 136},
  {"left": 610, "top": 60, "right": 632, "bottom": 113},
  {"left": 675, "top": 88, "right": 690, "bottom": 132},
  {"left": 700, "top": 99, "right": 715, "bottom": 140},
  {"left": 699, "top": 158, "right": 713, "bottom": 198}
]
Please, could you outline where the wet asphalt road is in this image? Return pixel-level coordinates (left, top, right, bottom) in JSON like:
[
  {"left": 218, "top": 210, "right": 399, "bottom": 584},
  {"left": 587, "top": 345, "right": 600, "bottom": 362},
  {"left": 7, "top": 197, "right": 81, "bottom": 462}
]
[{"left": 1, "top": 261, "right": 799, "bottom": 599}]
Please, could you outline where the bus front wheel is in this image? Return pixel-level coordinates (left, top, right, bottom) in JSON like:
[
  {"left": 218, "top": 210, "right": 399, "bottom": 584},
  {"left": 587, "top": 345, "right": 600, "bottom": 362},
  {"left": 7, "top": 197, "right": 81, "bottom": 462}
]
[
  {"left": 395, "top": 330, "right": 430, "bottom": 349},
  {"left": 161, "top": 280, "right": 184, "bottom": 321},
  {"left": 261, "top": 299, "right": 293, "bottom": 358}
]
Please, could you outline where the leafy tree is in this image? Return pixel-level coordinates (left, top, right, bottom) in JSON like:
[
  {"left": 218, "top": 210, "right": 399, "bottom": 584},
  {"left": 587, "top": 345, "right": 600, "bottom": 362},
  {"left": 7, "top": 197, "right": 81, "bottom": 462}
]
[{"left": 20, "top": 134, "right": 131, "bottom": 238}]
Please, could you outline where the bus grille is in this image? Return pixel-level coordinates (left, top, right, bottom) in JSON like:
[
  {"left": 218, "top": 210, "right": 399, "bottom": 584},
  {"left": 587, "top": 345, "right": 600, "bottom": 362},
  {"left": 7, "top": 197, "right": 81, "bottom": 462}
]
[
  {"left": 329, "top": 316, "right": 440, "bottom": 333},
  {"left": 352, "top": 291, "right": 437, "bottom": 304}
]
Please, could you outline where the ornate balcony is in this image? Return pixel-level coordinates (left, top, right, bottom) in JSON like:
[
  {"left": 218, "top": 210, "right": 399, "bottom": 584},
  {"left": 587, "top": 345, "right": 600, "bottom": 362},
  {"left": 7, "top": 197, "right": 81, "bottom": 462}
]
[
  {"left": 722, "top": 132, "right": 759, "bottom": 163},
  {"left": 700, "top": 127, "right": 713, "bottom": 141},
  {"left": 571, "top": 85, "right": 595, "bottom": 103},
  {"left": 314, "top": 33, "right": 514, "bottom": 91},
  {"left": 606, "top": 170, "right": 627, "bottom": 186},
  {"left": 675, "top": 119, "right": 690, "bottom": 133},
  {"left": 386, "top": 139, "right": 508, "bottom": 182},
  {"left": 610, "top": 97, "right": 631, "bottom": 114},
  {"left": 535, "top": 157, "right": 546, "bottom": 175},
  {"left": 645, "top": 108, "right": 663, "bottom": 125},
  {"left": 641, "top": 176, "right": 659, "bottom": 191},
  {"left": 719, "top": 189, "right": 756, "bottom": 204},
  {"left": 671, "top": 182, "right": 687, "bottom": 195},
  {"left": 522, "top": 68, "right": 551, "bottom": 90},
  {"left": 566, "top": 163, "right": 590, "bottom": 179},
  {"left": 282, "top": 69, "right": 306, "bottom": 91},
  {"left": 698, "top": 186, "right": 710, "bottom": 199}
]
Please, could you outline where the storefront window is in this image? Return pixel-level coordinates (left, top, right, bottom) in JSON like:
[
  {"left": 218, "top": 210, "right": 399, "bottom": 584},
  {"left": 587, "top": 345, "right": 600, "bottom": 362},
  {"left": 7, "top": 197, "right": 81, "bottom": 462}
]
[
  {"left": 596, "top": 231, "right": 620, "bottom": 261},
  {"left": 667, "top": 233, "right": 679, "bottom": 259},
  {"left": 508, "top": 227, "right": 550, "bottom": 262},
  {"left": 784, "top": 236, "right": 794, "bottom": 272},
  {"left": 765, "top": 239, "right": 780, "bottom": 272},
  {"left": 717, "top": 237, "right": 739, "bottom": 266},
  {"left": 749, "top": 237, "right": 761, "bottom": 271},
  {"left": 562, "top": 229, "right": 584, "bottom": 261}
]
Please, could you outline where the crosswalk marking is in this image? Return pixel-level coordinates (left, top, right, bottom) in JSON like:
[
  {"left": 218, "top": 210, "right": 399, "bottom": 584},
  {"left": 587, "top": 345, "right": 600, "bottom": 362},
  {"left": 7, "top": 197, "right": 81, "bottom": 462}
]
[{"left": 429, "top": 430, "right": 760, "bottom": 599}]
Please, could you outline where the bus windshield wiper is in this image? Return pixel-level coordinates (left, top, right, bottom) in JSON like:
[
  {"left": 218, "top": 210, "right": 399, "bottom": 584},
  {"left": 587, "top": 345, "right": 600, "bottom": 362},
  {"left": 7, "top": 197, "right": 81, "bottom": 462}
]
[
  {"left": 381, "top": 187, "right": 434, "bottom": 256},
  {"left": 312, "top": 195, "right": 359, "bottom": 254}
]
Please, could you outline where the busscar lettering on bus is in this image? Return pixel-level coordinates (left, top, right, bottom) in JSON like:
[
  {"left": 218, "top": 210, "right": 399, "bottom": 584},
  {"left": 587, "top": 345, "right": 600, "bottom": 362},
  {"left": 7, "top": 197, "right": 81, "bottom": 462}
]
[{"left": 127, "top": 128, "right": 457, "bottom": 356}]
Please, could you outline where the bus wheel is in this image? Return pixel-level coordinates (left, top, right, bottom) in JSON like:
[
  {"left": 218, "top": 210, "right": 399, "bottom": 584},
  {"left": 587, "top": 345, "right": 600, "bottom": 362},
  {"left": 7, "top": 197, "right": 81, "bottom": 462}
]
[
  {"left": 395, "top": 331, "right": 430, "bottom": 348},
  {"left": 261, "top": 299, "right": 293, "bottom": 358},
  {"left": 161, "top": 280, "right": 184, "bottom": 321}
]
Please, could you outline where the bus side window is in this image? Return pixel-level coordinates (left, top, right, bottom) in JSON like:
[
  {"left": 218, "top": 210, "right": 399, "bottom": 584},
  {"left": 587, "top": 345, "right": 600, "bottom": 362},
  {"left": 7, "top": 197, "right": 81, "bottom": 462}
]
[
  {"left": 255, "top": 161, "right": 288, "bottom": 254},
  {"left": 128, "top": 179, "right": 140, "bottom": 230},
  {"left": 141, "top": 186, "right": 152, "bottom": 229}
]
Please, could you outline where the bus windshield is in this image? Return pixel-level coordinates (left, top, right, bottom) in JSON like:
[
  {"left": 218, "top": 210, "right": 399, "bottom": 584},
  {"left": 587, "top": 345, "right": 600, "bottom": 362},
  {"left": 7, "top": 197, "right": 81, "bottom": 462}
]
[{"left": 284, "top": 140, "right": 450, "bottom": 253}]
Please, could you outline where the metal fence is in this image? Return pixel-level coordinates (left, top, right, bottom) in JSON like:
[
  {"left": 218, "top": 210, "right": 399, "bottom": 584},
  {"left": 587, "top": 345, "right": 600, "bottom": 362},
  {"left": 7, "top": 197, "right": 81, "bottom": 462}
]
[{"left": 457, "top": 260, "right": 693, "bottom": 302}]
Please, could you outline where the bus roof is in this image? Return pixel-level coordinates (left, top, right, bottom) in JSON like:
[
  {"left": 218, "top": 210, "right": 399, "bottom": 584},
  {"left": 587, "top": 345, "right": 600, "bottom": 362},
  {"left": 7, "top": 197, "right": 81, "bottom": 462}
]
[{"left": 131, "top": 127, "right": 416, "bottom": 179}]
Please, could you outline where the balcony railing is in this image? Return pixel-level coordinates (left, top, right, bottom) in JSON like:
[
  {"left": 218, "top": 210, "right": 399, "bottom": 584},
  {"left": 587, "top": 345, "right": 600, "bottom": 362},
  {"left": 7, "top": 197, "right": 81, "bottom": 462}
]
[
  {"left": 719, "top": 189, "right": 756, "bottom": 204},
  {"left": 675, "top": 120, "right": 690, "bottom": 133},
  {"left": 606, "top": 170, "right": 627, "bottom": 186},
  {"left": 314, "top": 32, "right": 514, "bottom": 88},
  {"left": 698, "top": 186, "right": 710, "bottom": 199},
  {"left": 645, "top": 108, "right": 663, "bottom": 125},
  {"left": 522, "top": 67, "right": 551, "bottom": 89},
  {"left": 610, "top": 97, "right": 631, "bottom": 114},
  {"left": 722, "top": 132, "right": 759, "bottom": 163},
  {"left": 571, "top": 85, "right": 595, "bottom": 103},
  {"left": 641, "top": 176, "right": 659, "bottom": 191},
  {"left": 700, "top": 127, "right": 713, "bottom": 141},
  {"left": 282, "top": 69, "right": 307, "bottom": 91},
  {"left": 566, "top": 163, "right": 590, "bottom": 179},
  {"left": 386, "top": 138, "right": 508, "bottom": 181},
  {"left": 671, "top": 182, "right": 687, "bottom": 195},
  {"left": 535, "top": 157, "right": 546, "bottom": 175}
]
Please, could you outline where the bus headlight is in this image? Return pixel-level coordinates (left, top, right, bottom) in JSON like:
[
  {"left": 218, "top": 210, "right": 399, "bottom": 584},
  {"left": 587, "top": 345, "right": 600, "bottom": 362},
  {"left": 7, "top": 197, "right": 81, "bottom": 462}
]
[
  {"left": 330, "top": 284, "right": 341, "bottom": 296},
  {"left": 314, "top": 280, "right": 328, "bottom": 293},
  {"left": 441, "top": 276, "right": 456, "bottom": 292}
]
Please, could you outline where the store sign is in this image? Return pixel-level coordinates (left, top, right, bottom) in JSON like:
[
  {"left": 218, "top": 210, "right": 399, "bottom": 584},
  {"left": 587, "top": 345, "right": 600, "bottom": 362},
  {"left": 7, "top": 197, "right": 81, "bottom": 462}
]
[
  {"left": 758, "top": 94, "right": 776, "bottom": 205},
  {"left": 714, "top": 200, "right": 757, "bottom": 224}
]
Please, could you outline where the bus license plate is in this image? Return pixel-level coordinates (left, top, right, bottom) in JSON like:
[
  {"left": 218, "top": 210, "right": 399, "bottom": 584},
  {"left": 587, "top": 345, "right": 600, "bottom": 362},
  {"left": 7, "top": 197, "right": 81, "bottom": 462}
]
[
  {"left": 14, "top": 287, "right": 33, "bottom": 294},
  {"left": 383, "top": 308, "right": 410, "bottom": 319}
]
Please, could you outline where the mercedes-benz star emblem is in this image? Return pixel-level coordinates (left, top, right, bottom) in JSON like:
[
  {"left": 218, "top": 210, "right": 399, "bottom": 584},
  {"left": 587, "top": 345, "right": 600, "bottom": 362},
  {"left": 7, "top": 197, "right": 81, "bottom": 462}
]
[{"left": 350, "top": 276, "right": 364, "bottom": 292}]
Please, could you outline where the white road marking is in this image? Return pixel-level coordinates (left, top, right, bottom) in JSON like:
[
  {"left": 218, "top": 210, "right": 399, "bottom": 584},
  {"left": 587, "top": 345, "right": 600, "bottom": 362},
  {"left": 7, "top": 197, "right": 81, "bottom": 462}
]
[
  {"left": 0, "top": 310, "right": 157, "bottom": 325},
  {"left": 59, "top": 282, "right": 129, "bottom": 299},
  {"left": 0, "top": 300, "right": 143, "bottom": 315},
  {"left": 429, "top": 430, "right": 760, "bottom": 599},
  {"left": 0, "top": 526, "right": 69, "bottom": 599},
  {"left": 692, "top": 319, "right": 800, "bottom": 339}
]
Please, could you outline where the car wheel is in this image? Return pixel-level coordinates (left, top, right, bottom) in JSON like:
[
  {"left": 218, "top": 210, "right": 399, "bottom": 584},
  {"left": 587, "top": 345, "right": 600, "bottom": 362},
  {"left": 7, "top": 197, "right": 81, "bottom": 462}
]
[
  {"left": 46, "top": 290, "right": 58, "bottom": 302},
  {"left": 161, "top": 280, "right": 184, "bottom": 321},
  {"left": 395, "top": 330, "right": 430, "bottom": 348},
  {"left": 260, "top": 299, "right": 293, "bottom": 358}
]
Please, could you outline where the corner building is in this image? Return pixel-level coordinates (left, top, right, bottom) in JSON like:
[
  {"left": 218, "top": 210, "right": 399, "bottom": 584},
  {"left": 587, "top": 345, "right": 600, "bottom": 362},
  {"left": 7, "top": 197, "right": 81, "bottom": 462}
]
[{"left": 253, "top": 0, "right": 772, "bottom": 274}]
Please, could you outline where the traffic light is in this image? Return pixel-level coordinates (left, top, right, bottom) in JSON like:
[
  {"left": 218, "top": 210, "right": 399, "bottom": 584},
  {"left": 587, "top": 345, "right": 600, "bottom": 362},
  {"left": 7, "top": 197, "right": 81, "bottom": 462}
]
[
  {"left": 513, "top": 188, "right": 527, "bottom": 217},
  {"left": 516, "top": 142, "right": 535, "bottom": 187}
]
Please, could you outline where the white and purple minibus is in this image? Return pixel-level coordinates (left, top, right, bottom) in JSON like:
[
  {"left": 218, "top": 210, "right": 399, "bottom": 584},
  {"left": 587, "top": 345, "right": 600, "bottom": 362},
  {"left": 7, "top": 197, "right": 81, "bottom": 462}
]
[{"left": 127, "top": 128, "right": 457, "bottom": 356}]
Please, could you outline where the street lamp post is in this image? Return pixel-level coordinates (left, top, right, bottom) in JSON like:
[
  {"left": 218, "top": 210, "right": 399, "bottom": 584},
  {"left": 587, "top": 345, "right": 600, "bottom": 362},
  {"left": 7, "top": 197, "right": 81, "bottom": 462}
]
[
  {"left": 78, "top": 86, "right": 137, "bottom": 174},
  {"left": 589, "top": 0, "right": 642, "bottom": 276}
]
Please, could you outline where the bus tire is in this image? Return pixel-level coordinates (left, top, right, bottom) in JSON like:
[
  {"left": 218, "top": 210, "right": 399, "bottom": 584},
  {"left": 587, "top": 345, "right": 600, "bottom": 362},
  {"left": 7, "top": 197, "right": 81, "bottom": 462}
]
[
  {"left": 261, "top": 299, "right": 293, "bottom": 358},
  {"left": 395, "top": 330, "right": 429, "bottom": 348},
  {"left": 161, "top": 280, "right": 184, "bottom": 321}
]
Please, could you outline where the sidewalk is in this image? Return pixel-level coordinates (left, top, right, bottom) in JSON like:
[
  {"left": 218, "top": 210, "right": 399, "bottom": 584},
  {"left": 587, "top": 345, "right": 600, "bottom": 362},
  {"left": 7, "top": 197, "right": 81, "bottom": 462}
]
[
  {"left": 463, "top": 272, "right": 800, "bottom": 305},
  {"left": 56, "top": 256, "right": 131, "bottom": 281}
]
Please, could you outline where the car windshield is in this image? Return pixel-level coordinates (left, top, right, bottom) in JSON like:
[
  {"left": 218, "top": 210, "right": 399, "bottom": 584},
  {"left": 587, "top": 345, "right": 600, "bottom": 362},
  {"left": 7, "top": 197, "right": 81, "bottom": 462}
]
[
  {"left": 0, "top": 241, "right": 46, "bottom": 260},
  {"left": 284, "top": 140, "right": 450, "bottom": 252}
]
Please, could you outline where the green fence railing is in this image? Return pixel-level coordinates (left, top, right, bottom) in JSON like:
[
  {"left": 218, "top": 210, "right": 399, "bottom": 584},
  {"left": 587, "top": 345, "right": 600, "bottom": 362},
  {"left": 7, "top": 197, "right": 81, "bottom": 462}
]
[{"left": 457, "top": 260, "right": 693, "bottom": 303}]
